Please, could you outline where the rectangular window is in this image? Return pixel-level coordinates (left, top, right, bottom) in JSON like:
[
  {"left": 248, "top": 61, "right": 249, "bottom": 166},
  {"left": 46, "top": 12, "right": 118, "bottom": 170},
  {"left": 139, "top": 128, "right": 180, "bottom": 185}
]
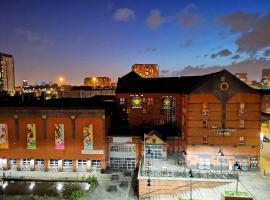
[
  {"left": 202, "top": 136, "right": 208, "bottom": 144},
  {"left": 240, "top": 119, "right": 245, "bottom": 128},
  {"left": 142, "top": 108, "right": 147, "bottom": 114},
  {"left": 120, "top": 98, "right": 125, "bottom": 105},
  {"left": 239, "top": 103, "right": 247, "bottom": 117},
  {"left": 147, "top": 97, "right": 154, "bottom": 105},
  {"left": 127, "top": 108, "right": 131, "bottom": 113},
  {"left": 239, "top": 137, "right": 245, "bottom": 144},
  {"left": 202, "top": 120, "right": 208, "bottom": 128},
  {"left": 202, "top": 103, "right": 209, "bottom": 116}
]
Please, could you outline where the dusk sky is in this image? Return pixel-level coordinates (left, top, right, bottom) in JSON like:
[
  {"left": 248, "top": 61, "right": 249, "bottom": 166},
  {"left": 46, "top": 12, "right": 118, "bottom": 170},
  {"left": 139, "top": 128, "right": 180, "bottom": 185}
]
[{"left": 1, "top": 0, "right": 270, "bottom": 86}]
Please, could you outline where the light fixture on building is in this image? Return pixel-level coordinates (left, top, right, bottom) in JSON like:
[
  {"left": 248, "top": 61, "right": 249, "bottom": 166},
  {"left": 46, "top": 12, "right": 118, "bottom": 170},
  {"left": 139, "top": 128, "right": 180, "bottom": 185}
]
[
  {"left": 13, "top": 114, "right": 18, "bottom": 119},
  {"left": 70, "top": 114, "right": 76, "bottom": 120},
  {"left": 41, "top": 114, "right": 47, "bottom": 120}
]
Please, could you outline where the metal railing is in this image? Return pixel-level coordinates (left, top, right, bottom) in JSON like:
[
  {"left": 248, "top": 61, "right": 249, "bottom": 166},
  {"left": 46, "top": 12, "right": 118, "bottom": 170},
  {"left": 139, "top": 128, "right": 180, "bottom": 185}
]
[{"left": 139, "top": 158, "right": 238, "bottom": 180}]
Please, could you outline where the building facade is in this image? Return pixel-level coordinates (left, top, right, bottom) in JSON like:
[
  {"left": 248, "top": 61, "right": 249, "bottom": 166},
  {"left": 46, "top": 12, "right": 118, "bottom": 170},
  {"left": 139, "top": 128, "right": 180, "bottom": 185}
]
[
  {"left": 0, "top": 53, "right": 15, "bottom": 95},
  {"left": 116, "top": 70, "right": 261, "bottom": 170},
  {"left": 0, "top": 98, "right": 113, "bottom": 172},
  {"left": 84, "top": 77, "right": 112, "bottom": 87},
  {"left": 132, "top": 64, "right": 159, "bottom": 78}
]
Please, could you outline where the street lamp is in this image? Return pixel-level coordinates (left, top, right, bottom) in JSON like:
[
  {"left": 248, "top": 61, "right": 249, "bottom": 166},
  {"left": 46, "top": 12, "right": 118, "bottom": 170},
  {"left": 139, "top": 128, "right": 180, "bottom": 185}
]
[
  {"left": 146, "top": 149, "right": 151, "bottom": 200},
  {"left": 218, "top": 149, "right": 224, "bottom": 175},
  {"left": 188, "top": 168, "right": 193, "bottom": 200},
  {"left": 59, "top": 77, "right": 64, "bottom": 86}
]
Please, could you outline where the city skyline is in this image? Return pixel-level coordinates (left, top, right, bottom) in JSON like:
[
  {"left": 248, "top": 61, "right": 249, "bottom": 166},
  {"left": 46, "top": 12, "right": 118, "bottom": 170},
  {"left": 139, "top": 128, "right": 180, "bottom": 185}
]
[{"left": 1, "top": 0, "right": 270, "bottom": 86}]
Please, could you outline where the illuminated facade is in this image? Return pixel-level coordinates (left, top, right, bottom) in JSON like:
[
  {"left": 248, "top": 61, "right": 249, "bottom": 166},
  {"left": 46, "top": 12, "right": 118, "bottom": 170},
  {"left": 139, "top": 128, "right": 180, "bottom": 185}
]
[
  {"left": 0, "top": 53, "right": 15, "bottom": 95},
  {"left": 116, "top": 70, "right": 261, "bottom": 170},
  {"left": 132, "top": 64, "right": 159, "bottom": 78},
  {"left": 84, "top": 76, "right": 112, "bottom": 87},
  {"left": 0, "top": 98, "right": 113, "bottom": 172}
]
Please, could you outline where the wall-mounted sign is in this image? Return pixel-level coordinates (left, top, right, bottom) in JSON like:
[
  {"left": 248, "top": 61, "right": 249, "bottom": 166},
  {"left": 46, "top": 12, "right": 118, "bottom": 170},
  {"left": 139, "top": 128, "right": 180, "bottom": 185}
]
[
  {"left": 0, "top": 124, "right": 8, "bottom": 149},
  {"left": 132, "top": 96, "right": 142, "bottom": 108},
  {"left": 113, "top": 137, "right": 132, "bottom": 143},
  {"left": 81, "top": 150, "right": 104, "bottom": 154},
  {"left": 163, "top": 97, "right": 171, "bottom": 109},
  {"left": 212, "top": 127, "right": 236, "bottom": 136},
  {"left": 27, "top": 124, "right": 36, "bottom": 150},
  {"left": 83, "top": 125, "right": 93, "bottom": 150},
  {"left": 55, "top": 124, "right": 64, "bottom": 150}
]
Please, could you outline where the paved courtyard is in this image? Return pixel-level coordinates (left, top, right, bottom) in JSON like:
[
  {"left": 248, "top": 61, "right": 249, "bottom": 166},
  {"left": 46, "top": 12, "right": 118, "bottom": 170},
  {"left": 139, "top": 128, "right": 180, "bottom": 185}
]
[{"left": 1, "top": 170, "right": 270, "bottom": 200}]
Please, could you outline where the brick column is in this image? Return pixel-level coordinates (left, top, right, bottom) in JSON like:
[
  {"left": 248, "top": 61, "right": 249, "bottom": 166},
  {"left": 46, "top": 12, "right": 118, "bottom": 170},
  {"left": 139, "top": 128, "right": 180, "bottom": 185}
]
[
  {"left": 44, "top": 159, "right": 49, "bottom": 171},
  {"left": 16, "top": 159, "right": 20, "bottom": 171},
  {"left": 73, "top": 159, "right": 77, "bottom": 172}
]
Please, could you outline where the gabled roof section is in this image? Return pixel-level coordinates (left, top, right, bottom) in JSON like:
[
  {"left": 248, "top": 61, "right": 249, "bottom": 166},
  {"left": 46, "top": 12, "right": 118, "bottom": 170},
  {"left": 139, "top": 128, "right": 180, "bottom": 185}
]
[{"left": 116, "top": 69, "right": 257, "bottom": 94}]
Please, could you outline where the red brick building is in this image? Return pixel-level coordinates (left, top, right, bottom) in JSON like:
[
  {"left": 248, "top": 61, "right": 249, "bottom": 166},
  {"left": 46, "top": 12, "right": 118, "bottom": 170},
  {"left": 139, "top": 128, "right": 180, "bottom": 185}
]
[
  {"left": 0, "top": 97, "right": 114, "bottom": 172},
  {"left": 115, "top": 69, "right": 261, "bottom": 170}
]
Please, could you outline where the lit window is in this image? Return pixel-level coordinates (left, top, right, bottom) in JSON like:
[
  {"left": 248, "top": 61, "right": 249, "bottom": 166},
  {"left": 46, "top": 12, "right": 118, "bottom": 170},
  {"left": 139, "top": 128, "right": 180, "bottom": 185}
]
[
  {"left": 240, "top": 119, "right": 245, "bottom": 128},
  {"left": 202, "top": 103, "right": 209, "bottom": 116},
  {"left": 239, "top": 137, "right": 245, "bottom": 144},
  {"left": 202, "top": 120, "right": 208, "bottom": 128},
  {"left": 239, "top": 103, "right": 247, "bottom": 117},
  {"left": 120, "top": 98, "right": 125, "bottom": 105},
  {"left": 142, "top": 108, "right": 146, "bottom": 113},
  {"left": 147, "top": 97, "right": 154, "bottom": 105},
  {"left": 127, "top": 108, "right": 131, "bottom": 113}
]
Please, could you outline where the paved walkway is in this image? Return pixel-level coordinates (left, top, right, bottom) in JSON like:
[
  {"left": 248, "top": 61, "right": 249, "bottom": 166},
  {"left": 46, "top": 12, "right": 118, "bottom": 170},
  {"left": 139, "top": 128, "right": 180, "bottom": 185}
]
[{"left": 239, "top": 171, "right": 270, "bottom": 200}]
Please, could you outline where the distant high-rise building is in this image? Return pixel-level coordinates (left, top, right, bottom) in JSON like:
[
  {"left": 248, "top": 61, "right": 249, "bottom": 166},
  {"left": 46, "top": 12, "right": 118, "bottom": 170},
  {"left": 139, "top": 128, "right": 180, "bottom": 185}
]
[
  {"left": 132, "top": 64, "right": 159, "bottom": 78},
  {"left": 262, "top": 69, "right": 270, "bottom": 87},
  {"left": 84, "top": 76, "right": 112, "bottom": 87},
  {"left": 22, "top": 80, "right": 28, "bottom": 87},
  {"left": 0, "top": 53, "right": 15, "bottom": 94},
  {"left": 235, "top": 73, "right": 248, "bottom": 83}
]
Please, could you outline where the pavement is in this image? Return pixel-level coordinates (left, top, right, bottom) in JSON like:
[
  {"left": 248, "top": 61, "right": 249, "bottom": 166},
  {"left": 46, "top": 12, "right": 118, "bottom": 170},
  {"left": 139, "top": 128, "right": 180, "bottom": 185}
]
[{"left": 1, "top": 170, "right": 270, "bottom": 200}]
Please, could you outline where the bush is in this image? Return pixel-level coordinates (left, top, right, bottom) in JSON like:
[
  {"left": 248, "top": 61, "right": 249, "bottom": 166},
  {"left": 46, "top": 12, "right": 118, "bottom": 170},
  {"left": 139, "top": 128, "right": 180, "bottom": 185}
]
[
  {"left": 27, "top": 195, "right": 40, "bottom": 200},
  {"left": 70, "top": 189, "right": 85, "bottom": 200},
  {"left": 85, "top": 175, "right": 98, "bottom": 188}
]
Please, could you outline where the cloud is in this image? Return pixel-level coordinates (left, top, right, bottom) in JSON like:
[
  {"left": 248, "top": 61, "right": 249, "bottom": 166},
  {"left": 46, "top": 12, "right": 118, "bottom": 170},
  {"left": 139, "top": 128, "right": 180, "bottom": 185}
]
[
  {"left": 218, "top": 12, "right": 259, "bottom": 33},
  {"left": 231, "top": 54, "right": 240, "bottom": 60},
  {"left": 211, "top": 49, "right": 232, "bottom": 59},
  {"left": 113, "top": 8, "right": 135, "bottom": 22},
  {"left": 184, "top": 39, "right": 193, "bottom": 47},
  {"left": 146, "top": 10, "right": 166, "bottom": 29},
  {"left": 16, "top": 28, "right": 53, "bottom": 46},
  {"left": 264, "top": 49, "right": 270, "bottom": 57},
  {"left": 219, "top": 11, "right": 270, "bottom": 54},
  {"left": 178, "top": 4, "right": 203, "bottom": 29},
  {"left": 177, "top": 57, "right": 270, "bottom": 81}
]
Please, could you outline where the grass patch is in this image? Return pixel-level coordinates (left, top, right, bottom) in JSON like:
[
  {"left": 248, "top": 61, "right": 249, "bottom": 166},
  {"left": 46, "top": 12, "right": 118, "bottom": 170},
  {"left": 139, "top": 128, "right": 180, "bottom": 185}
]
[{"left": 224, "top": 191, "right": 250, "bottom": 197}]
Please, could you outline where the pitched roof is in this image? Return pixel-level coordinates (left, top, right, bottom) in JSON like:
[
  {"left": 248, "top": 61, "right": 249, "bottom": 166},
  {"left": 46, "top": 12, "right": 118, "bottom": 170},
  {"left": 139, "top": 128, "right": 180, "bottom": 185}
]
[
  {"left": 0, "top": 95, "right": 116, "bottom": 111},
  {"left": 108, "top": 124, "right": 181, "bottom": 140},
  {"left": 116, "top": 69, "right": 255, "bottom": 94}
]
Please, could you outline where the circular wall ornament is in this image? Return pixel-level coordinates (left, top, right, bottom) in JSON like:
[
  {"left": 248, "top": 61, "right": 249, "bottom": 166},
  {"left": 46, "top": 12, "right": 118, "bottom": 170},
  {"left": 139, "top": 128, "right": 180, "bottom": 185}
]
[
  {"left": 220, "top": 82, "right": 229, "bottom": 91},
  {"left": 132, "top": 96, "right": 142, "bottom": 108},
  {"left": 163, "top": 97, "right": 171, "bottom": 109}
]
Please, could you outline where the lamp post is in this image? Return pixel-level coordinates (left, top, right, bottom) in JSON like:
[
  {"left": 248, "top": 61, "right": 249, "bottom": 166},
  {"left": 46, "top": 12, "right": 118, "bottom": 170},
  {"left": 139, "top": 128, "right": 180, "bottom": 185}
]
[
  {"left": 188, "top": 168, "right": 193, "bottom": 200},
  {"left": 218, "top": 149, "right": 224, "bottom": 175},
  {"left": 236, "top": 171, "right": 239, "bottom": 193},
  {"left": 182, "top": 150, "right": 187, "bottom": 174},
  {"left": 146, "top": 149, "right": 151, "bottom": 200}
]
